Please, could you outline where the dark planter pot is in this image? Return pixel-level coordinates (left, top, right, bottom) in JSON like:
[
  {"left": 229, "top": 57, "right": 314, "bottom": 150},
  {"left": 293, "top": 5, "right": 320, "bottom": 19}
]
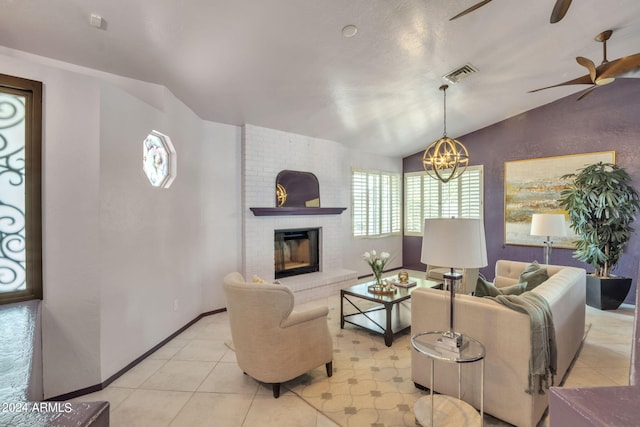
[{"left": 585, "top": 275, "right": 632, "bottom": 310}]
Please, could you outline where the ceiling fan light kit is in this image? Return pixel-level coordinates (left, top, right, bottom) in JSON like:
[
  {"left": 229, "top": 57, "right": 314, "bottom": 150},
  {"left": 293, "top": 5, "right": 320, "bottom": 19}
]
[{"left": 529, "top": 29, "right": 640, "bottom": 101}]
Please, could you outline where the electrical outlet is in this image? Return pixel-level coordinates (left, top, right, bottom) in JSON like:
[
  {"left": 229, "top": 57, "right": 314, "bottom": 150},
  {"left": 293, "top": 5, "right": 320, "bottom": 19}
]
[{"left": 173, "top": 299, "right": 179, "bottom": 311}]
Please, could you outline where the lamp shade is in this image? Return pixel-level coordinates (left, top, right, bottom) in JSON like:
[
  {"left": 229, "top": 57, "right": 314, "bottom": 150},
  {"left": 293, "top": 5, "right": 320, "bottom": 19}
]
[
  {"left": 530, "top": 213, "right": 567, "bottom": 237},
  {"left": 421, "top": 218, "right": 488, "bottom": 268}
]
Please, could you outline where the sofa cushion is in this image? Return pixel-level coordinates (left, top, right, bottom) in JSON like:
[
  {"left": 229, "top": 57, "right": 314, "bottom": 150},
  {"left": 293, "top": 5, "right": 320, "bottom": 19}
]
[
  {"left": 520, "top": 262, "right": 549, "bottom": 291},
  {"left": 475, "top": 276, "right": 527, "bottom": 297}
]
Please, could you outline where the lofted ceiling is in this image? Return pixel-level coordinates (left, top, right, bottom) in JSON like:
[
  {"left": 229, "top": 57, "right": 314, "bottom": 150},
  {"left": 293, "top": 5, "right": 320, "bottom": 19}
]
[{"left": 1, "top": 0, "right": 640, "bottom": 157}]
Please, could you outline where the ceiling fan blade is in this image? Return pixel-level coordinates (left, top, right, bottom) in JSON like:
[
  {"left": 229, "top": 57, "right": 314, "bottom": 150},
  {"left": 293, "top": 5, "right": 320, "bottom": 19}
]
[
  {"left": 550, "top": 0, "right": 573, "bottom": 23},
  {"left": 450, "top": 0, "right": 493, "bottom": 21},
  {"left": 576, "top": 56, "right": 597, "bottom": 83},
  {"left": 576, "top": 86, "right": 598, "bottom": 101},
  {"left": 528, "top": 74, "right": 594, "bottom": 93},
  {"left": 596, "top": 53, "right": 640, "bottom": 82}
]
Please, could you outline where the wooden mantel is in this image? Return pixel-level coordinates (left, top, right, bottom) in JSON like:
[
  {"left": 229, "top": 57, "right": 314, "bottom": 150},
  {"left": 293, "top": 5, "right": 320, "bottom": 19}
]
[{"left": 250, "top": 207, "right": 347, "bottom": 216}]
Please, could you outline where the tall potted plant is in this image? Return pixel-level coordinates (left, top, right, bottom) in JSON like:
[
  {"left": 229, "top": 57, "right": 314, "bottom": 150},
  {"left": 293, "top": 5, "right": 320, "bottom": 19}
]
[{"left": 559, "top": 162, "right": 640, "bottom": 309}]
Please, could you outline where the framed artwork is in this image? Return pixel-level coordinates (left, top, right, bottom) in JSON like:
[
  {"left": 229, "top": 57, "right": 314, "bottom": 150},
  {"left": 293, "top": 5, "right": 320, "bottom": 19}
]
[{"left": 504, "top": 151, "right": 615, "bottom": 247}]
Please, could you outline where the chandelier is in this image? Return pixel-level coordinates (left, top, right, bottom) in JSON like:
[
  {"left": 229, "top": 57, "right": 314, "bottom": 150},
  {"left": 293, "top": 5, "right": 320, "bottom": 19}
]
[{"left": 422, "top": 85, "right": 469, "bottom": 183}]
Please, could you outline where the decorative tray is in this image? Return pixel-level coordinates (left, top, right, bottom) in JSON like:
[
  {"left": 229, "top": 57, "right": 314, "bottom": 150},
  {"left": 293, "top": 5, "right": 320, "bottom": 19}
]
[{"left": 368, "top": 284, "right": 397, "bottom": 295}]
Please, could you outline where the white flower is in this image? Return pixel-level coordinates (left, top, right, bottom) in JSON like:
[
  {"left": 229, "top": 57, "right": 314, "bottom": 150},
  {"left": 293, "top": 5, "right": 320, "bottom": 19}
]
[{"left": 361, "top": 249, "right": 392, "bottom": 279}]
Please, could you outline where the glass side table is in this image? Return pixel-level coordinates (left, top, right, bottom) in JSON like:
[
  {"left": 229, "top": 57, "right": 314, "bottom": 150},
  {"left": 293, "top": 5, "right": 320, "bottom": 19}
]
[{"left": 411, "top": 331, "right": 485, "bottom": 427}]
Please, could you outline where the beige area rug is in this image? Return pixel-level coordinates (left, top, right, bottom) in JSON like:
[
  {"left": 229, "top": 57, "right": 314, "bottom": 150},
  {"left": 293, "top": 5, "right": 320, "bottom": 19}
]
[
  {"left": 287, "top": 305, "right": 592, "bottom": 427},
  {"left": 227, "top": 305, "right": 591, "bottom": 427},
  {"left": 285, "top": 303, "right": 516, "bottom": 427},
  {"left": 226, "top": 314, "right": 427, "bottom": 426},
  {"left": 287, "top": 311, "right": 422, "bottom": 427}
]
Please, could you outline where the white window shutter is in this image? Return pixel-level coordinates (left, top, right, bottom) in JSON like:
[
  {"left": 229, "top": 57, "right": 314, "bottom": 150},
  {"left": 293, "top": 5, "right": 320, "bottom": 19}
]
[
  {"left": 352, "top": 170, "right": 368, "bottom": 237},
  {"left": 403, "top": 166, "right": 483, "bottom": 235},
  {"left": 404, "top": 174, "right": 423, "bottom": 235},
  {"left": 353, "top": 169, "right": 401, "bottom": 237}
]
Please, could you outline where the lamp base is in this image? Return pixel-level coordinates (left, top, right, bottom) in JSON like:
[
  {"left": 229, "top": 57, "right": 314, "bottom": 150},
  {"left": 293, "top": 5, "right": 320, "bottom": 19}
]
[{"left": 435, "top": 331, "right": 468, "bottom": 353}]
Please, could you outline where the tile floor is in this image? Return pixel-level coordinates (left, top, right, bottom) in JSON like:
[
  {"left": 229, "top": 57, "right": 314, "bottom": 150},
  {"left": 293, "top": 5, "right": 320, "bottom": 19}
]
[{"left": 72, "top": 276, "right": 635, "bottom": 427}]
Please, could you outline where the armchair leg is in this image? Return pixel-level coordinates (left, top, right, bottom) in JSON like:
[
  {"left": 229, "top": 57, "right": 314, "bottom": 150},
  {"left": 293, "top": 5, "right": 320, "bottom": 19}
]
[
  {"left": 272, "top": 383, "right": 281, "bottom": 398},
  {"left": 326, "top": 361, "right": 333, "bottom": 377}
]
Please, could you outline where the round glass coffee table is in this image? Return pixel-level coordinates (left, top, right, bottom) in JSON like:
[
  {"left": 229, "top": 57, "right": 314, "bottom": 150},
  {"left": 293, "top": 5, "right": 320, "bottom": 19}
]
[{"left": 411, "top": 331, "right": 485, "bottom": 426}]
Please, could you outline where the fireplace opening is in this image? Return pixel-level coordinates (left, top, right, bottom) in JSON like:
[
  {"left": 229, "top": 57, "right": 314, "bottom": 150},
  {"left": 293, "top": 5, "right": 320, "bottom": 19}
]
[{"left": 274, "top": 228, "right": 320, "bottom": 279}]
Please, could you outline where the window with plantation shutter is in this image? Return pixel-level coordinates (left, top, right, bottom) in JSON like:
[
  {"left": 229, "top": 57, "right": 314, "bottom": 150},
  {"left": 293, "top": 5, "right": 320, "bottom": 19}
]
[
  {"left": 352, "top": 169, "right": 401, "bottom": 237},
  {"left": 352, "top": 171, "right": 368, "bottom": 237},
  {"left": 404, "top": 175, "right": 422, "bottom": 235},
  {"left": 404, "top": 165, "right": 483, "bottom": 236}
]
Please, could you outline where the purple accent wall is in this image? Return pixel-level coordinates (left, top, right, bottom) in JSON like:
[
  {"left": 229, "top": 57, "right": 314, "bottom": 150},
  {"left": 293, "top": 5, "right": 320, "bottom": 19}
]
[{"left": 403, "top": 79, "right": 640, "bottom": 303}]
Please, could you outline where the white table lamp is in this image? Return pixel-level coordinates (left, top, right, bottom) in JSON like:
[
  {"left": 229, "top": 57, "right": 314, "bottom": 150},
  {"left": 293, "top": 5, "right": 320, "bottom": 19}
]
[
  {"left": 530, "top": 213, "right": 567, "bottom": 265},
  {"left": 421, "top": 218, "right": 488, "bottom": 352}
]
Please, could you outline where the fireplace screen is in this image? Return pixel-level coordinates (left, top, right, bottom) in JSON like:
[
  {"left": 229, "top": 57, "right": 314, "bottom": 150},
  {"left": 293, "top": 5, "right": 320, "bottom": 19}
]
[{"left": 274, "top": 228, "right": 320, "bottom": 279}]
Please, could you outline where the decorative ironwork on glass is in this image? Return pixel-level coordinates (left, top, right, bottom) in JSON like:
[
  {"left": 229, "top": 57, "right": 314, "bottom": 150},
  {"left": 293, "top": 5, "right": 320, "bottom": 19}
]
[
  {"left": 143, "top": 130, "right": 176, "bottom": 188},
  {"left": 0, "top": 93, "right": 27, "bottom": 293}
]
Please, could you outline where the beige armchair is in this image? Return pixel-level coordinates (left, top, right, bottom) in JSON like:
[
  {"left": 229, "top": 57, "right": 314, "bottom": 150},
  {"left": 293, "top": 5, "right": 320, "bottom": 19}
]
[
  {"left": 223, "top": 272, "right": 333, "bottom": 398},
  {"left": 426, "top": 265, "right": 479, "bottom": 295}
]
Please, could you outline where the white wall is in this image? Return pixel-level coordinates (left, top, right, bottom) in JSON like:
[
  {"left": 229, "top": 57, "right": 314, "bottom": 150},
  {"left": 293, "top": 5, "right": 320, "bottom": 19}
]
[
  {"left": 0, "top": 47, "right": 242, "bottom": 397},
  {"left": 97, "top": 87, "right": 242, "bottom": 389},
  {"left": 0, "top": 47, "right": 104, "bottom": 397},
  {"left": 200, "top": 121, "right": 243, "bottom": 308},
  {"left": 97, "top": 84, "right": 236, "bottom": 380}
]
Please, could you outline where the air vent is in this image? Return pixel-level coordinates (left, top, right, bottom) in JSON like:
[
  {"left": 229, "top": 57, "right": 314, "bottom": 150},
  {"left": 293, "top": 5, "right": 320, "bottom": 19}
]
[{"left": 442, "top": 63, "right": 478, "bottom": 84}]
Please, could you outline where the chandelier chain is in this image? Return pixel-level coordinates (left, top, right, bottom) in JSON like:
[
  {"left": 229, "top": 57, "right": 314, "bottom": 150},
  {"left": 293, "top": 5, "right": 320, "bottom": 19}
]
[{"left": 442, "top": 86, "right": 447, "bottom": 136}]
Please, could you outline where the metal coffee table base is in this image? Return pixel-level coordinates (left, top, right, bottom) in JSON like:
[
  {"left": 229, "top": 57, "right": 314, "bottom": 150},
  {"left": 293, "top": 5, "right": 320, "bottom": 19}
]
[
  {"left": 341, "top": 294, "right": 411, "bottom": 346},
  {"left": 340, "top": 277, "right": 442, "bottom": 347}
]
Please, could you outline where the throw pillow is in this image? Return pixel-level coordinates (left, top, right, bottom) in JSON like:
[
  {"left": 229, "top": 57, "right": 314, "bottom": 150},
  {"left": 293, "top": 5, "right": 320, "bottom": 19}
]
[
  {"left": 474, "top": 276, "right": 527, "bottom": 297},
  {"left": 519, "top": 261, "right": 550, "bottom": 291}
]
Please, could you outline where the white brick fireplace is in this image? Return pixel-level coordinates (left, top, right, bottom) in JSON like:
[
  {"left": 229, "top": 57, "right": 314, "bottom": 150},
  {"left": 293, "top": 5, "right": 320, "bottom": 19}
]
[{"left": 241, "top": 124, "right": 357, "bottom": 302}]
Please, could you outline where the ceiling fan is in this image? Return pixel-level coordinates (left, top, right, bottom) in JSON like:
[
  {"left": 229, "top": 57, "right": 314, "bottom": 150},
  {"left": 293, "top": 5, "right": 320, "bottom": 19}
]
[
  {"left": 450, "top": 0, "right": 572, "bottom": 23},
  {"left": 529, "top": 29, "right": 640, "bottom": 101}
]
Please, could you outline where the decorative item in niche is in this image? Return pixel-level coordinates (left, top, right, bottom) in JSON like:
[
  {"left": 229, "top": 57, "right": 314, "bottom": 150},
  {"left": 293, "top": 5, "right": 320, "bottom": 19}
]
[
  {"left": 275, "top": 170, "right": 320, "bottom": 208},
  {"left": 143, "top": 130, "right": 176, "bottom": 188},
  {"left": 276, "top": 183, "right": 287, "bottom": 207},
  {"left": 504, "top": 151, "right": 614, "bottom": 247}
]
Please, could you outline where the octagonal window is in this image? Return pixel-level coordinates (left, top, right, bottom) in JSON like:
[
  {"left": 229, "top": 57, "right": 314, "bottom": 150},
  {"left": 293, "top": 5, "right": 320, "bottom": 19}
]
[{"left": 143, "top": 130, "right": 176, "bottom": 188}]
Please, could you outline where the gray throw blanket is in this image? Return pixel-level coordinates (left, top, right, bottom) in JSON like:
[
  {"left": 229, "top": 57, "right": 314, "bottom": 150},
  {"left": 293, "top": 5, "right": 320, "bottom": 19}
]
[{"left": 489, "top": 292, "right": 557, "bottom": 394}]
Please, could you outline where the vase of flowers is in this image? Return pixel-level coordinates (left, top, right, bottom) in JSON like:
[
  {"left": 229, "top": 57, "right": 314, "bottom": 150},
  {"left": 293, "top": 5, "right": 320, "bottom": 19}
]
[{"left": 362, "top": 250, "right": 391, "bottom": 285}]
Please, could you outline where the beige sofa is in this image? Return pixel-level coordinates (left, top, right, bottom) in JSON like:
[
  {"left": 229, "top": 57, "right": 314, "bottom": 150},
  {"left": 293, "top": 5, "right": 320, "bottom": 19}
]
[
  {"left": 223, "top": 272, "right": 333, "bottom": 398},
  {"left": 411, "top": 260, "right": 586, "bottom": 427}
]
